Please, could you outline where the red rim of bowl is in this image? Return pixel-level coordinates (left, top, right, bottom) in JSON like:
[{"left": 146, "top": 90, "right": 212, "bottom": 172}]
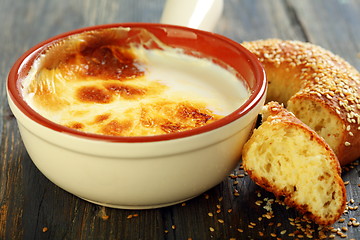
[{"left": 7, "top": 23, "right": 266, "bottom": 143}]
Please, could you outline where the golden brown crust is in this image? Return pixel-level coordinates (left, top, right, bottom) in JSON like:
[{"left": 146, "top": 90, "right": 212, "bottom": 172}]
[
  {"left": 242, "top": 39, "right": 360, "bottom": 166},
  {"left": 242, "top": 102, "right": 347, "bottom": 226},
  {"left": 23, "top": 28, "right": 231, "bottom": 137}
]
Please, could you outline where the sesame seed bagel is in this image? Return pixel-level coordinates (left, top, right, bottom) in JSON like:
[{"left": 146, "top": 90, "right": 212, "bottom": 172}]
[
  {"left": 242, "top": 39, "right": 360, "bottom": 166},
  {"left": 242, "top": 102, "right": 346, "bottom": 226}
]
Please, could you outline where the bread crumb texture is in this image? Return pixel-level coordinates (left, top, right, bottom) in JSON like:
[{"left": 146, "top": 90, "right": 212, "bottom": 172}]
[
  {"left": 242, "top": 102, "right": 346, "bottom": 226},
  {"left": 243, "top": 39, "right": 360, "bottom": 166}
]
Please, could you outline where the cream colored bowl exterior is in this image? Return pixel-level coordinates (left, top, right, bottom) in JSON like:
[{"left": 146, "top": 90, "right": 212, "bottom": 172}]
[{"left": 7, "top": 90, "right": 265, "bottom": 209}]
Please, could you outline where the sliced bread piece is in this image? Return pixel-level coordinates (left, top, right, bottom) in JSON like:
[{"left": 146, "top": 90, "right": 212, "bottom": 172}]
[{"left": 242, "top": 101, "right": 346, "bottom": 226}]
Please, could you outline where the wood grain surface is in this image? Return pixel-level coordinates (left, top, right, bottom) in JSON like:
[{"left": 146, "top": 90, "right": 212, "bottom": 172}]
[{"left": 1, "top": 0, "right": 360, "bottom": 239}]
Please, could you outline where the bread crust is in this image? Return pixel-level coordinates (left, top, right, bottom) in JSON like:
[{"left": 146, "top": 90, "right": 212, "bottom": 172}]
[
  {"left": 242, "top": 102, "right": 346, "bottom": 226},
  {"left": 242, "top": 39, "right": 360, "bottom": 166}
]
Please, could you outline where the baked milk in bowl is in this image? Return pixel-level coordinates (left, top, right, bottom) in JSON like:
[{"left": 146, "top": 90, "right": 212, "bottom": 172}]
[
  {"left": 7, "top": 23, "right": 266, "bottom": 209},
  {"left": 21, "top": 27, "right": 249, "bottom": 137}
]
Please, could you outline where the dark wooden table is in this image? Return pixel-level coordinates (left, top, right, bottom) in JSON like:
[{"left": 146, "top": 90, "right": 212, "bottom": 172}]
[{"left": 1, "top": 0, "right": 360, "bottom": 239}]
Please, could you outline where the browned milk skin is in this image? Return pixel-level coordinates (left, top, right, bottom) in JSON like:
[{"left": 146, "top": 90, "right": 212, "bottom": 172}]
[{"left": 22, "top": 28, "right": 248, "bottom": 136}]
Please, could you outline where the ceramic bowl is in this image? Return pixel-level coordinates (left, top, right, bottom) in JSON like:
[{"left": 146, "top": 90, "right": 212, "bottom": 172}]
[{"left": 7, "top": 23, "right": 266, "bottom": 209}]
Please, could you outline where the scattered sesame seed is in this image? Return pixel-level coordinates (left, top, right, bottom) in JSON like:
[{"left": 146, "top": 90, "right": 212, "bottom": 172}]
[
  {"left": 229, "top": 174, "right": 237, "bottom": 179},
  {"left": 229, "top": 40, "right": 360, "bottom": 239}
]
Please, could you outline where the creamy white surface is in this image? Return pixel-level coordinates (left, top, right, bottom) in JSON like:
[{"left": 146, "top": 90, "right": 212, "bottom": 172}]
[
  {"left": 22, "top": 46, "right": 250, "bottom": 136},
  {"left": 139, "top": 48, "right": 250, "bottom": 115}
]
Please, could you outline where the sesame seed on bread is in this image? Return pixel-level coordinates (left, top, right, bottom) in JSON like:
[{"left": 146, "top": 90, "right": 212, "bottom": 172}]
[
  {"left": 242, "top": 39, "right": 360, "bottom": 166},
  {"left": 242, "top": 102, "right": 346, "bottom": 226}
]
